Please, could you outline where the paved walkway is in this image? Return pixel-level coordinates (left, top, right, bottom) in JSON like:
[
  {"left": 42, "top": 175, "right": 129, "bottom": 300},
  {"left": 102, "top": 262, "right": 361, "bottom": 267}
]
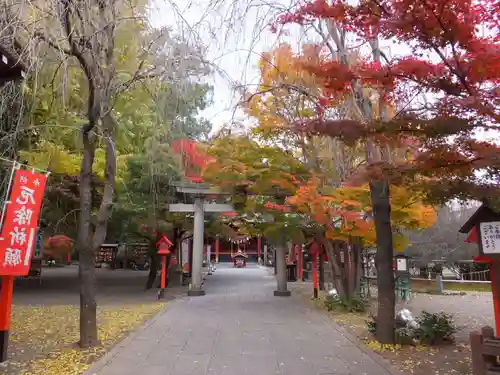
[{"left": 86, "top": 264, "right": 397, "bottom": 375}]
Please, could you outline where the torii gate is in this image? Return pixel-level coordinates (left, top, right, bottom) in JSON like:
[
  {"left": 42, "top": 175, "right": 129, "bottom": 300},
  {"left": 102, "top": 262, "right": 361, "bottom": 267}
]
[{"left": 169, "top": 182, "right": 234, "bottom": 296}]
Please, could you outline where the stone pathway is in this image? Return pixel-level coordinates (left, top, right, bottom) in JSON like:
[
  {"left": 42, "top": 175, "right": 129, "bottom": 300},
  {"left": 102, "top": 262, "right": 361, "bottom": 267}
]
[{"left": 85, "top": 264, "right": 398, "bottom": 375}]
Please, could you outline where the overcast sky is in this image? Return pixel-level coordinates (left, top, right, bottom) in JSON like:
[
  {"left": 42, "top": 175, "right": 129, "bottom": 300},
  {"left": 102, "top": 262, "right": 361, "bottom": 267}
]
[
  {"left": 150, "top": 0, "right": 303, "bottom": 134},
  {"left": 149, "top": 0, "right": 498, "bottom": 143}
]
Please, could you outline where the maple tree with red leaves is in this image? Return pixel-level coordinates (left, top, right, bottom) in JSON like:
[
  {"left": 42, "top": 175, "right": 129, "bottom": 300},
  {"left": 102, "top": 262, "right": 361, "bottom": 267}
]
[
  {"left": 274, "top": 0, "right": 499, "bottom": 344},
  {"left": 171, "top": 138, "right": 214, "bottom": 183}
]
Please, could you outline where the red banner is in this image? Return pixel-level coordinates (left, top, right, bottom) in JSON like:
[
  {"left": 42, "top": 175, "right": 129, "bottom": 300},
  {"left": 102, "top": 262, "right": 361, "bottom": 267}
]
[{"left": 0, "top": 169, "right": 47, "bottom": 276}]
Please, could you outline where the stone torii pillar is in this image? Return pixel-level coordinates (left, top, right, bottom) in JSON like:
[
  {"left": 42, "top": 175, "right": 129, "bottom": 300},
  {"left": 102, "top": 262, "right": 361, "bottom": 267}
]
[{"left": 169, "top": 183, "right": 233, "bottom": 296}]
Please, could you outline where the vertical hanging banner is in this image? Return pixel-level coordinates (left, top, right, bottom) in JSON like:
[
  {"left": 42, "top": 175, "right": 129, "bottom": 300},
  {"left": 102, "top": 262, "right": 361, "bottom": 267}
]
[{"left": 0, "top": 169, "right": 47, "bottom": 276}]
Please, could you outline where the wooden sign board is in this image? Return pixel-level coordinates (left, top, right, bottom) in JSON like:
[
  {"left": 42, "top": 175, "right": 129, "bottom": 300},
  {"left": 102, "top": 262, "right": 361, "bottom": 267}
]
[
  {"left": 479, "top": 221, "right": 500, "bottom": 255},
  {"left": 459, "top": 204, "right": 500, "bottom": 259}
]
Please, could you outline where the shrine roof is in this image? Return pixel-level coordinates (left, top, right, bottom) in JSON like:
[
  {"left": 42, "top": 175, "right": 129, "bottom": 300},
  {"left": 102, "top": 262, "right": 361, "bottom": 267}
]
[
  {"left": 170, "top": 181, "right": 226, "bottom": 196},
  {"left": 459, "top": 204, "right": 500, "bottom": 234}
]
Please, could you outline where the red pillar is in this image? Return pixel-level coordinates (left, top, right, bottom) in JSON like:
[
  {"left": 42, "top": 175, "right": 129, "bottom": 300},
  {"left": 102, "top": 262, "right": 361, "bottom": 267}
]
[
  {"left": 257, "top": 236, "right": 262, "bottom": 261},
  {"left": 312, "top": 255, "right": 319, "bottom": 298},
  {"left": 0, "top": 275, "right": 14, "bottom": 361},
  {"left": 491, "top": 260, "right": 500, "bottom": 334},
  {"left": 161, "top": 255, "right": 167, "bottom": 289},
  {"left": 215, "top": 236, "right": 220, "bottom": 263},
  {"left": 291, "top": 244, "right": 297, "bottom": 262},
  {"left": 297, "top": 245, "right": 303, "bottom": 281}
]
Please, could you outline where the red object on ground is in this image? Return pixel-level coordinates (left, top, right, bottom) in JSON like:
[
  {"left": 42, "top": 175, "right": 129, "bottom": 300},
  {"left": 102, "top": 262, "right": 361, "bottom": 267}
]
[{"left": 0, "top": 170, "right": 48, "bottom": 276}]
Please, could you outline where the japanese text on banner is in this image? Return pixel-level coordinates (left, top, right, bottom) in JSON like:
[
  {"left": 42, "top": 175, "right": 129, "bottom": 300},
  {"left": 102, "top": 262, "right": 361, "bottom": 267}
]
[
  {"left": 0, "top": 169, "right": 47, "bottom": 276},
  {"left": 480, "top": 221, "right": 500, "bottom": 255}
]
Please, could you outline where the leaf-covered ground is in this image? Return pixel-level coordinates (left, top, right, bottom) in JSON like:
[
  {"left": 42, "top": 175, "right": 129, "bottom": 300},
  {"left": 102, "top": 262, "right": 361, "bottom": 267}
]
[
  {"left": 290, "top": 282, "right": 491, "bottom": 375},
  {"left": 1, "top": 266, "right": 182, "bottom": 375},
  {"left": 4, "top": 303, "right": 166, "bottom": 375}
]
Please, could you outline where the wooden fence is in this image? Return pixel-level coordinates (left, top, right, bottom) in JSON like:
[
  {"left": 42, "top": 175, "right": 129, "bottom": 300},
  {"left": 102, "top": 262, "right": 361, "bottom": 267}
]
[{"left": 470, "top": 326, "right": 500, "bottom": 374}]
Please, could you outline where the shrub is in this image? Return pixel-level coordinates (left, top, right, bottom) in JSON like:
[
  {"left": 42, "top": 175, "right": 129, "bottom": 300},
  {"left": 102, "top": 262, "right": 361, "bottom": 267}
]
[
  {"left": 365, "top": 311, "right": 457, "bottom": 346},
  {"left": 395, "top": 326, "right": 416, "bottom": 345},
  {"left": 366, "top": 316, "right": 377, "bottom": 334},
  {"left": 414, "top": 311, "right": 456, "bottom": 345},
  {"left": 325, "top": 294, "right": 369, "bottom": 313}
]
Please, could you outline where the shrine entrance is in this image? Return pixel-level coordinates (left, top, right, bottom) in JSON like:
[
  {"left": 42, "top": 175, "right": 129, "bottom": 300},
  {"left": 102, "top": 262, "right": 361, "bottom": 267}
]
[{"left": 168, "top": 182, "right": 294, "bottom": 298}]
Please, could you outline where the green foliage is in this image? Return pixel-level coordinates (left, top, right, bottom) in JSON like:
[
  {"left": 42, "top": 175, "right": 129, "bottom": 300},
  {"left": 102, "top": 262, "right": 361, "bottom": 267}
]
[
  {"left": 41, "top": 173, "right": 103, "bottom": 238},
  {"left": 16, "top": 2, "right": 213, "bottom": 242},
  {"left": 414, "top": 311, "right": 457, "bottom": 345},
  {"left": 203, "top": 135, "right": 312, "bottom": 243},
  {"left": 366, "top": 311, "right": 457, "bottom": 346},
  {"left": 324, "top": 294, "right": 369, "bottom": 313},
  {"left": 366, "top": 317, "right": 377, "bottom": 334}
]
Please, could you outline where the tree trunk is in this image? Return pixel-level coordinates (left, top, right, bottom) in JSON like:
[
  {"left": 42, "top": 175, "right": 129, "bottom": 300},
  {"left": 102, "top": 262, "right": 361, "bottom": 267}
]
[
  {"left": 146, "top": 255, "right": 160, "bottom": 290},
  {"left": 346, "top": 237, "right": 363, "bottom": 299},
  {"left": 146, "top": 234, "right": 160, "bottom": 290},
  {"left": 92, "top": 113, "right": 117, "bottom": 249},
  {"left": 323, "top": 239, "right": 347, "bottom": 298},
  {"left": 77, "top": 131, "right": 99, "bottom": 348},
  {"left": 77, "top": 113, "right": 116, "bottom": 348},
  {"left": 370, "top": 180, "right": 396, "bottom": 345}
]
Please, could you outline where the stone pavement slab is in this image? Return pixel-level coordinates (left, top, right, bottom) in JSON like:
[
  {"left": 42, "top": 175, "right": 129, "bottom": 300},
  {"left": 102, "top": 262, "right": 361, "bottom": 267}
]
[{"left": 85, "top": 264, "right": 399, "bottom": 375}]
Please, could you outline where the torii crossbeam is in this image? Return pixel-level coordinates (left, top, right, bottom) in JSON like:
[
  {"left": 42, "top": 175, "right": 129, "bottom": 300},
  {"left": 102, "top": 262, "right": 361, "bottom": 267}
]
[{"left": 169, "top": 182, "right": 234, "bottom": 296}]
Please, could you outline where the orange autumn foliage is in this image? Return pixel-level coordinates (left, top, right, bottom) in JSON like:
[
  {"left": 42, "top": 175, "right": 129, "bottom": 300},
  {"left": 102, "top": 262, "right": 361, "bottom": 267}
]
[{"left": 287, "top": 176, "right": 436, "bottom": 250}]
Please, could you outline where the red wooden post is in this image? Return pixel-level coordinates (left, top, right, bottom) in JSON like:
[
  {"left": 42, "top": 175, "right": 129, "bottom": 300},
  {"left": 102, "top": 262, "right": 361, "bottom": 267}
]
[
  {"left": 157, "top": 235, "right": 172, "bottom": 299},
  {"left": 297, "top": 245, "right": 303, "bottom": 281},
  {"left": 0, "top": 276, "right": 14, "bottom": 361},
  {"left": 490, "top": 260, "right": 500, "bottom": 334},
  {"left": 161, "top": 255, "right": 167, "bottom": 289},
  {"left": 310, "top": 240, "right": 321, "bottom": 298}
]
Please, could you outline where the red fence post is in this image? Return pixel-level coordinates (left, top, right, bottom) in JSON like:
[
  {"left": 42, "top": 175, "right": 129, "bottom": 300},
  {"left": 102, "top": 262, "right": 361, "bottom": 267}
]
[
  {"left": 0, "top": 275, "right": 14, "bottom": 362},
  {"left": 490, "top": 260, "right": 500, "bottom": 334}
]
